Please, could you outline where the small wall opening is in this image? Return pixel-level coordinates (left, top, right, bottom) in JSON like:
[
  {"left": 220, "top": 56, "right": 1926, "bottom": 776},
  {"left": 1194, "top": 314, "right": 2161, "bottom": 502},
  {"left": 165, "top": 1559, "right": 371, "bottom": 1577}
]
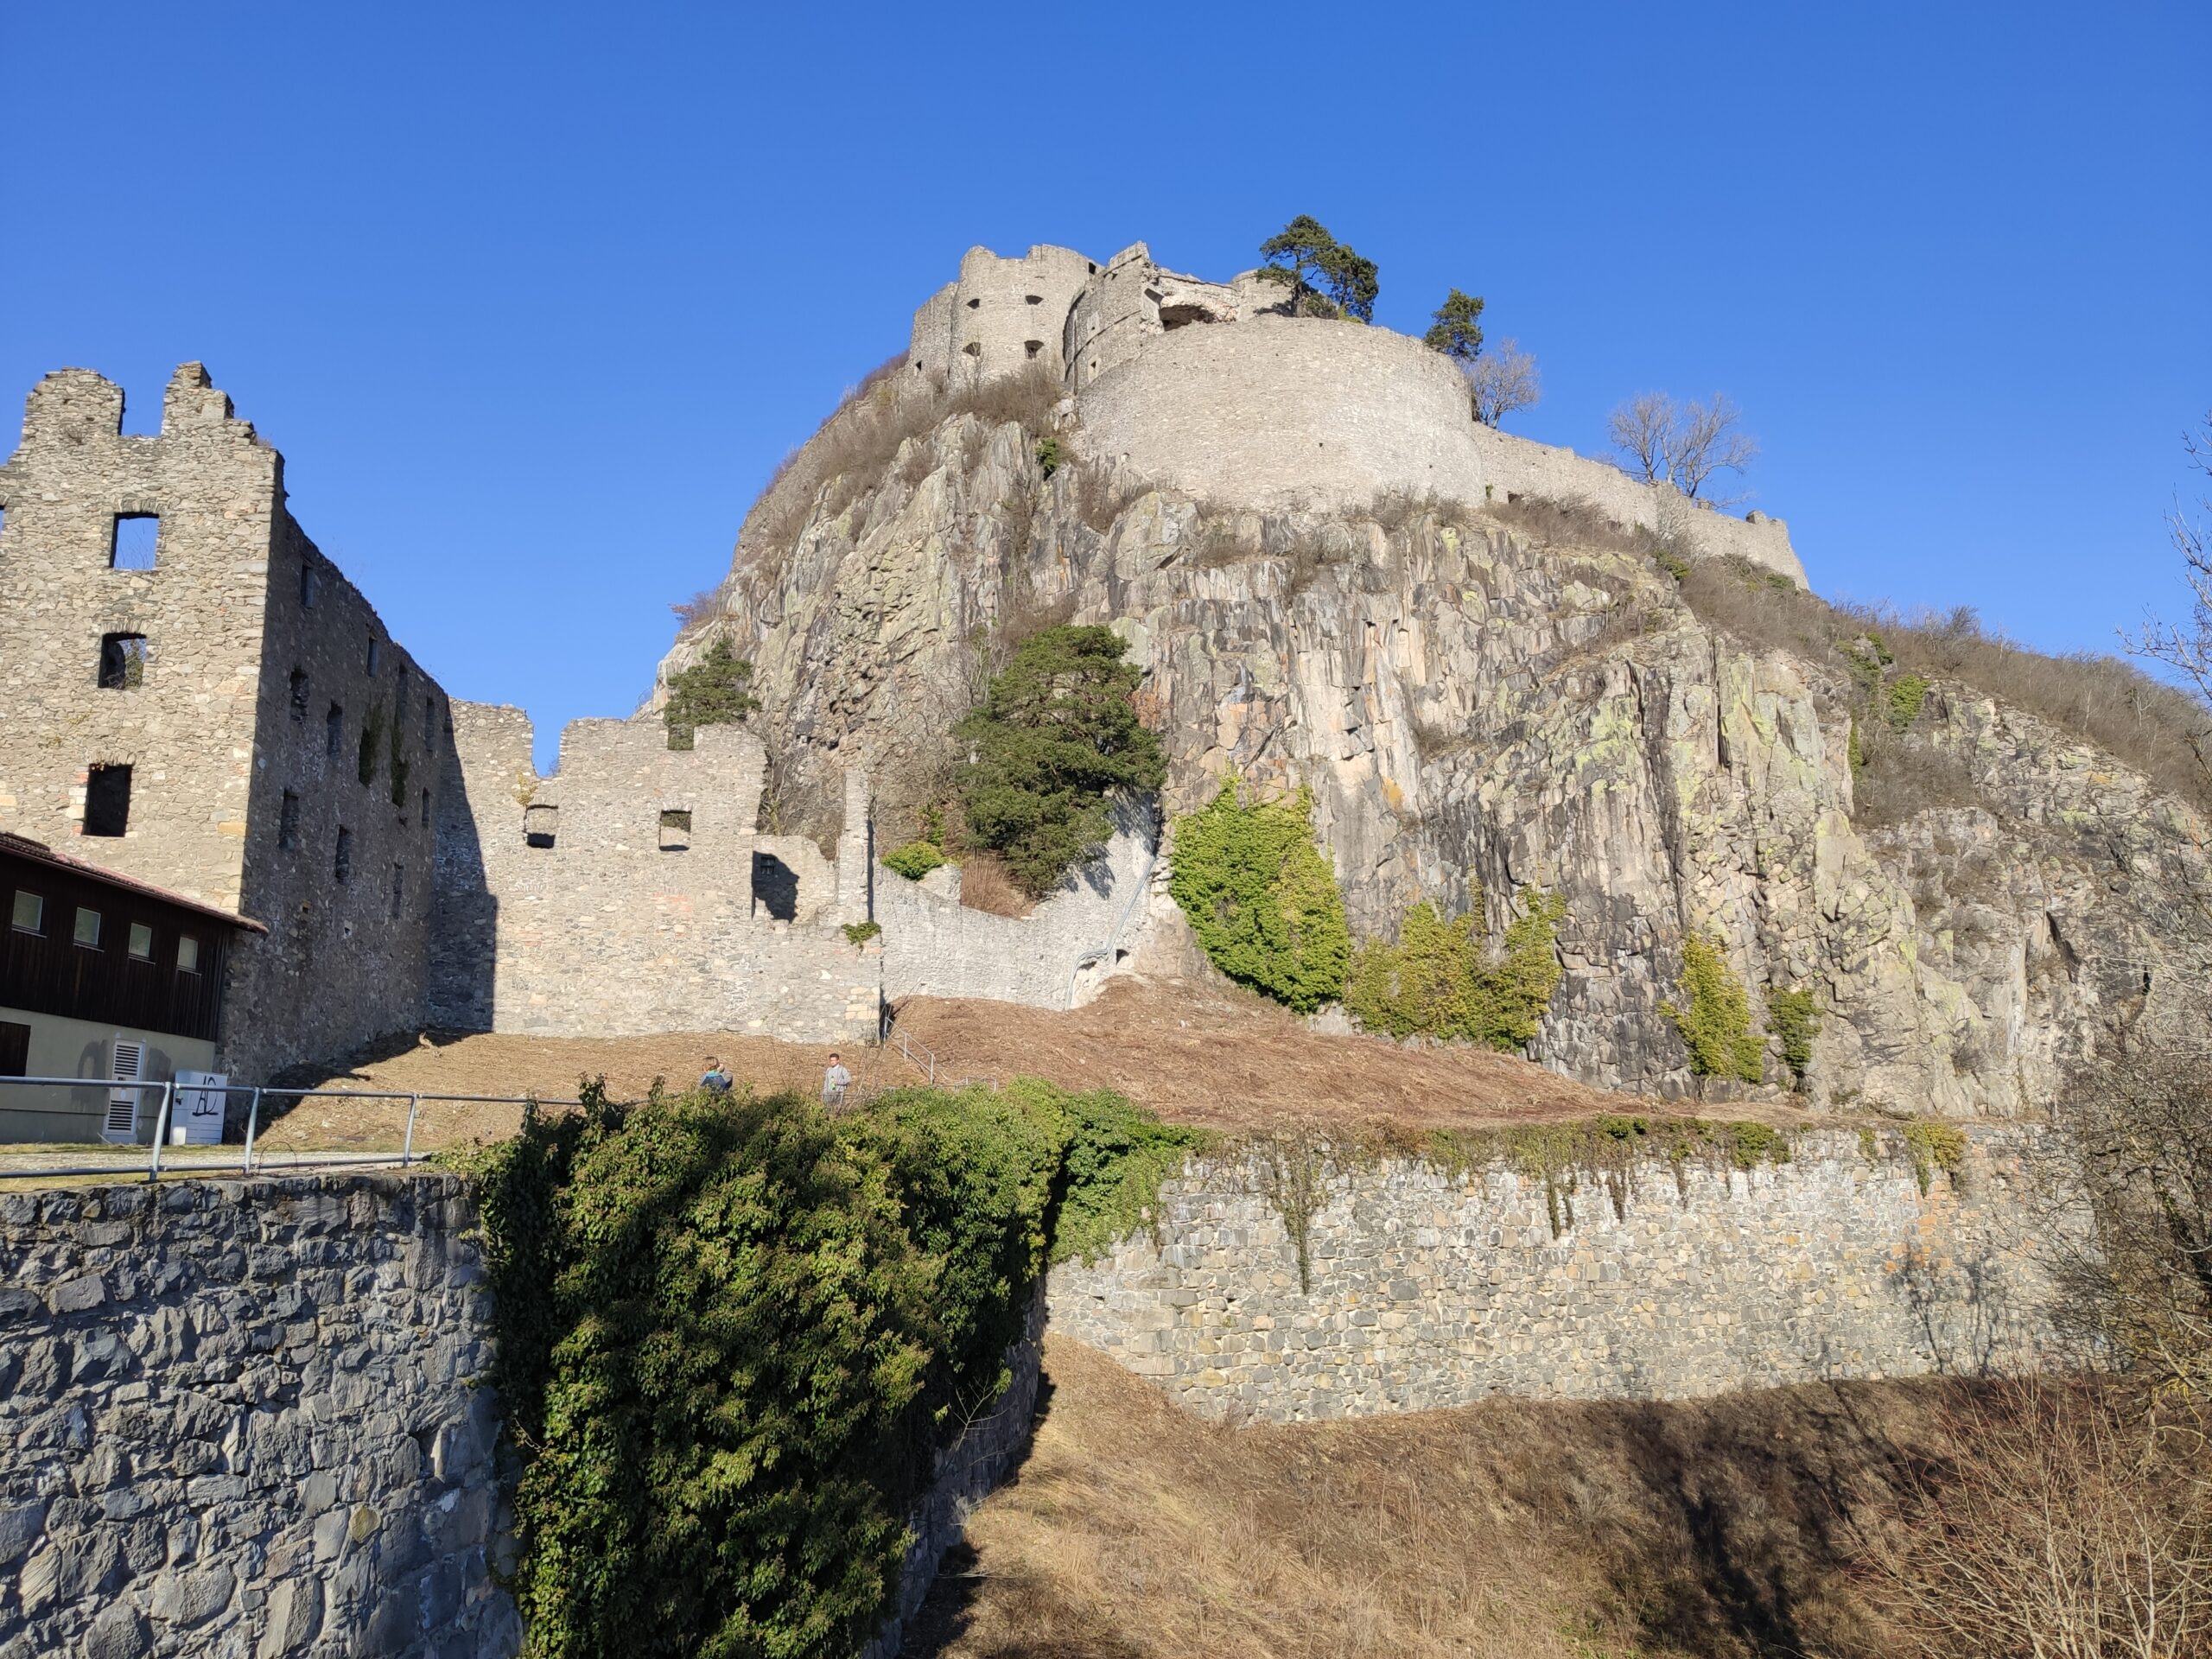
[
  {"left": 289, "top": 667, "right": 309, "bottom": 718},
  {"left": 966, "top": 297, "right": 982, "bottom": 309},
  {"left": 110, "top": 514, "right": 158, "bottom": 571},
  {"left": 300, "top": 560, "right": 319, "bottom": 607},
  {"left": 658, "top": 809, "right": 692, "bottom": 852},
  {"left": 1160, "top": 302, "right": 1219, "bottom": 330},
  {"left": 326, "top": 704, "right": 344, "bottom": 764},
  {"left": 1024, "top": 340, "right": 1044, "bottom": 359},
  {"left": 334, "top": 825, "right": 353, "bottom": 883},
  {"left": 83, "top": 765, "right": 131, "bottom": 837},
  {"left": 97, "top": 633, "right": 148, "bottom": 690},
  {"left": 389, "top": 862, "right": 404, "bottom": 920},
  {"left": 1026, "top": 293, "right": 1044, "bottom": 305},
  {"left": 524, "top": 804, "right": 557, "bottom": 849},
  {"left": 365, "top": 638, "right": 381, "bottom": 676},
  {"left": 278, "top": 789, "right": 301, "bottom": 850},
  {"left": 962, "top": 342, "right": 982, "bottom": 359},
  {"left": 750, "top": 851, "right": 798, "bottom": 922}
]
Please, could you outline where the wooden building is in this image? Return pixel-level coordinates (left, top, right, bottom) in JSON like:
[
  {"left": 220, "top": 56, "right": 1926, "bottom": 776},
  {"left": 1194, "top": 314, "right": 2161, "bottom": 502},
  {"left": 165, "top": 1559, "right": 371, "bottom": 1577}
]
[{"left": 1, "top": 833, "right": 264, "bottom": 1141}]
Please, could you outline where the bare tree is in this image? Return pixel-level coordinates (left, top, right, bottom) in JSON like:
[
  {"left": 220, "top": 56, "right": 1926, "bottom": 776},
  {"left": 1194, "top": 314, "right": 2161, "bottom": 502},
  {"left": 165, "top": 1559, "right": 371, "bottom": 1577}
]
[
  {"left": 1606, "top": 391, "right": 1758, "bottom": 505},
  {"left": 1854, "top": 1377, "right": 2212, "bottom": 1658},
  {"left": 1607, "top": 392, "right": 1675, "bottom": 484},
  {"left": 2126, "top": 412, "right": 2212, "bottom": 783},
  {"left": 1465, "top": 339, "right": 1540, "bottom": 429},
  {"left": 1668, "top": 394, "right": 1758, "bottom": 503}
]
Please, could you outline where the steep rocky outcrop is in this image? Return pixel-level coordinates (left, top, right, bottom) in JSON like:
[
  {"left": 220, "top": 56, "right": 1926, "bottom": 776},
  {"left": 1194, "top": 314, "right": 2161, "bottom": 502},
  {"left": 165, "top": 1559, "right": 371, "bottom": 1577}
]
[{"left": 664, "top": 398, "right": 2212, "bottom": 1115}]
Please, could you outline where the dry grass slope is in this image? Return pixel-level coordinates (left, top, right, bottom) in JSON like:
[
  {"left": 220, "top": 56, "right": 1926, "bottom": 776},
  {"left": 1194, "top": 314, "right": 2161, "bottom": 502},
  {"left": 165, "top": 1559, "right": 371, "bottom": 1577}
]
[{"left": 905, "top": 1336, "right": 1983, "bottom": 1659}]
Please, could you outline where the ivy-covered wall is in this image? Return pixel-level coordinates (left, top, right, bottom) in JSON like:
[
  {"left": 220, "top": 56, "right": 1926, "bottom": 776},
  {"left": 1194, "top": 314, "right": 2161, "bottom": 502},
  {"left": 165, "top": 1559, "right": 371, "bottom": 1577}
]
[{"left": 1046, "top": 1126, "right": 2073, "bottom": 1421}]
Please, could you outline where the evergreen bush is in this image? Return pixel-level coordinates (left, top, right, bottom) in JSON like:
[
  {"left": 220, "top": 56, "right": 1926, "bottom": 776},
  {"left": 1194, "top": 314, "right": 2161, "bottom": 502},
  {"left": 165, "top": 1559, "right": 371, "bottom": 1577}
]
[
  {"left": 462, "top": 1078, "right": 1201, "bottom": 1659},
  {"left": 1767, "top": 986, "right": 1821, "bottom": 1085},
  {"left": 1343, "top": 887, "right": 1566, "bottom": 1051},
  {"left": 881, "top": 841, "right": 946, "bottom": 881},
  {"left": 956, "top": 625, "right": 1165, "bottom": 898},
  {"left": 1660, "top": 933, "right": 1767, "bottom": 1084},
  {"left": 663, "top": 638, "right": 762, "bottom": 751},
  {"left": 1167, "top": 779, "right": 1350, "bottom": 1013}
]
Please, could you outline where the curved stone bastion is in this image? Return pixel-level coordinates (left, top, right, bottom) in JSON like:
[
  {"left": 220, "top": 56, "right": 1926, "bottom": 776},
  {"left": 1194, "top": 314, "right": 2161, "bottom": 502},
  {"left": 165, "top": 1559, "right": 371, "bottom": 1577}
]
[{"left": 1046, "top": 1127, "right": 2070, "bottom": 1422}]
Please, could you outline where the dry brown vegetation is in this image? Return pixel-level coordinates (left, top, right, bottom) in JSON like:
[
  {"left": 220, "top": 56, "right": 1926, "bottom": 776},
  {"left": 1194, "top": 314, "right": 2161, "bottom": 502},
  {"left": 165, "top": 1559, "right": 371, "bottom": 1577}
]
[
  {"left": 737, "top": 360, "right": 1062, "bottom": 578},
  {"left": 953, "top": 850, "right": 1035, "bottom": 918},
  {"left": 1677, "top": 556, "right": 2212, "bottom": 816},
  {"left": 904, "top": 1335, "right": 1992, "bottom": 1659}
]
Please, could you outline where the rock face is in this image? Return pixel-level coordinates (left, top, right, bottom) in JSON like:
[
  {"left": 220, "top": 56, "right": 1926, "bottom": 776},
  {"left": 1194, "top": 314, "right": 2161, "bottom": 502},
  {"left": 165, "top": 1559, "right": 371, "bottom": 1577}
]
[{"left": 669, "top": 386, "right": 2212, "bottom": 1116}]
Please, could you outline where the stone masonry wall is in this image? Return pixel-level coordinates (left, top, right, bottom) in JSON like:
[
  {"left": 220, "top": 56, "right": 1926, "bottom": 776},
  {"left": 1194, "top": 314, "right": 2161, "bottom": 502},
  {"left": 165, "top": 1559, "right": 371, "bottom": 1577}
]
[
  {"left": 1074, "top": 314, "right": 1806, "bottom": 583},
  {"left": 877, "top": 800, "right": 1158, "bottom": 1008},
  {"left": 0, "top": 1173, "right": 517, "bottom": 1659},
  {"left": 431, "top": 702, "right": 880, "bottom": 1043},
  {"left": 0, "top": 364, "right": 461, "bottom": 1085},
  {"left": 1047, "top": 1128, "right": 2065, "bottom": 1422}
]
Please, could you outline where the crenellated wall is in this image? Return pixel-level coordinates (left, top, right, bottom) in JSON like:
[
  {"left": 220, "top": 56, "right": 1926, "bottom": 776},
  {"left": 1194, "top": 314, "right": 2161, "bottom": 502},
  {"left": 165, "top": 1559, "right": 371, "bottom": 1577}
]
[
  {"left": 1046, "top": 1128, "right": 2069, "bottom": 1421},
  {"left": 429, "top": 702, "right": 880, "bottom": 1044}
]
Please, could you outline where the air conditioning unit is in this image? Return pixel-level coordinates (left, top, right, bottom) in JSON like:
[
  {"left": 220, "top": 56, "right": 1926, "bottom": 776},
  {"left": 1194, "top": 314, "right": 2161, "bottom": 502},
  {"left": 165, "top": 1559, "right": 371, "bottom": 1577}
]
[{"left": 101, "top": 1039, "right": 145, "bottom": 1144}]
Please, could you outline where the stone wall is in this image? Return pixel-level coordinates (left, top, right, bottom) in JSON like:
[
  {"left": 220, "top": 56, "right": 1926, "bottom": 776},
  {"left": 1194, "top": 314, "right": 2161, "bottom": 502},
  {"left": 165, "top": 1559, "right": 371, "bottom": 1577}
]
[
  {"left": 878, "top": 799, "right": 1158, "bottom": 1009},
  {"left": 431, "top": 702, "right": 880, "bottom": 1044},
  {"left": 1046, "top": 1128, "right": 2065, "bottom": 1422},
  {"left": 1073, "top": 314, "right": 1806, "bottom": 584},
  {"left": 906, "top": 245, "right": 1097, "bottom": 388},
  {"left": 0, "top": 364, "right": 461, "bottom": 1085},
  {"left": 0, "top": 1173, "right": 517, "bottom": 1659}
]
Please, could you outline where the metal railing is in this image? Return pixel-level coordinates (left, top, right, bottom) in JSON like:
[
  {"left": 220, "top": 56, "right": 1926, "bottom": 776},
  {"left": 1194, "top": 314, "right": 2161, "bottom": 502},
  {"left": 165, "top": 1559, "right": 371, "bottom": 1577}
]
[{"left": 0, "top": 1075, "right": 585, "bottom": 1183}]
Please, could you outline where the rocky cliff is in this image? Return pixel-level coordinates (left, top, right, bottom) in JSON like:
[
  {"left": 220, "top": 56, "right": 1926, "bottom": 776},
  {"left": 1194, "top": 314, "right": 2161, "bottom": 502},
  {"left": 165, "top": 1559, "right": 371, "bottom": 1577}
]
[{"left": 664, "top": 380, "right": 2212, "bottom": 1115}]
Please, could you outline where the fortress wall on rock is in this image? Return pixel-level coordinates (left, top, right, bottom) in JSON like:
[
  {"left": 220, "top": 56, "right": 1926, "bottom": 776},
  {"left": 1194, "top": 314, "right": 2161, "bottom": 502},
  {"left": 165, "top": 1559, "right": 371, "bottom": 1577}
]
[
  {"left": 1047, "top": 1128, "right": 2068, "bottom": 1422},
  {"left": 1073, "top": 314, "right": 1806, "bottom": 584}
]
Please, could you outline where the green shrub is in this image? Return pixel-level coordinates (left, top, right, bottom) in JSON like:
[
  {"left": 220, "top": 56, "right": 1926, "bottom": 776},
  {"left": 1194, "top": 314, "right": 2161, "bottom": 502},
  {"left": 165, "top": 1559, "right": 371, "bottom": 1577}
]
[
  {"left": 1903, "top": 1119, "right": 1968, "bottom": 1195},
  {"left": 1887, "top": 671, "right": 1930, "bottom": 731},
  {"left": 465, "top": 1078, "right": 1199, "bottom": 1659},
  {"left": 881, "top": 841, "right": 946, "bottom": 881},
  {"left": 663, "top": 638, "right": 762, "bottom": 751},
  {"left": 1033, "top": 435, "right": 1063, "bottom": 478},
  {"left": 1767, "top": 986, "right": 1821, "bottom": 1085},
  {"left": 1344, "top": 887, "right": 1566, "bottom": 1051},
  {"left": 842, "top": 919, "right": 881, "bottom": 946},
  {"left": 1168, "top": 779, "right": 1349, "bottom": 1013},
  {"left": 1661, "top": 933, "right": 1766, "bottom": 1084},
  {"left": 956, "top": 625, "right": 1165, "bottom": 898}
]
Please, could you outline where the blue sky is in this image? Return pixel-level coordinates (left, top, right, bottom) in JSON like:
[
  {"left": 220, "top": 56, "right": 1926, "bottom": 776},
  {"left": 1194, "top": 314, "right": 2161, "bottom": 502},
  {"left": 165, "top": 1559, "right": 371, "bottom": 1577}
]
[{"left": 5, "top": 3, "right": 2206, "bottom": 767}]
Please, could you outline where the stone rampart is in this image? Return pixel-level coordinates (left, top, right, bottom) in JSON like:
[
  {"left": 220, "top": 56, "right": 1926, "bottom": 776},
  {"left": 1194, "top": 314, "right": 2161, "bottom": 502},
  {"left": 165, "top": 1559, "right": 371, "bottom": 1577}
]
[
  {"left": 1073, "top": 315, "right": 1806, "bottom": 584},
  {"left": 907, "top": 245, "right": 1097, "bottom": 388},
  {"left": 877, "top": 801, "right": 1158, "bottom": 1008},
  {"left": 0, "top": 1173, "right": 518, "bottom": 1658},
  {"left": 431, "top": 702, "right": 880, "bottom": 1044},
  {"left": 1046, "top": 1128, "right": 2065, "bottom": 1422}
]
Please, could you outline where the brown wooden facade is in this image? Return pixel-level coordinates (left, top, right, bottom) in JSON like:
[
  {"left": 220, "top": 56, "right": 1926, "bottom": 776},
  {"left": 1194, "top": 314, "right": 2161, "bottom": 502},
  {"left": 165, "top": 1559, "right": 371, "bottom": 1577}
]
[{"left": 1, "top": 836, "right": 259, "bottom": 1046}]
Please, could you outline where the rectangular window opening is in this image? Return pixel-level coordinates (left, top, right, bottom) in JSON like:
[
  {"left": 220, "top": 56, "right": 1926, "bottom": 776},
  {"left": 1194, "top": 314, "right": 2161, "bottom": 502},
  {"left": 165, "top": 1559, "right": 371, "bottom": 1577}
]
[
  {"left": 110, "top": 513, "right": 159, "bottom": 571},
  {"left": 278, "top": 789, "right": 302, "bottom": 850},
  {"left": 658, "top": 809, "right": 692, "bottom": 852},
  {"left": 326, "top": 704, "right": 344, "bottom": 764},
  {"left": 334, "top": 825, "right": 353, "bottom": 884},
  {"left": 0, "top": 1021, "right": 28, "bottom": 1078},
  {"left": 420, "top": 788, "right": 431, "bottom": 831},
  {"left": 128, "top": 921, "right": 154, "bottom": 961},
  {"left": 84, "top": 764, "right": 132, "bottom": 837},
  {"left": 177, "top": 935, "right": 200, "bottom": 974},
  {"left": 10, "top": 890, "right": 43, "bottom": 933},
  {"left": 289, "top": 667, "right": 309, "bottom": 718},
  {"left": 523, "top": 804, "right": 556, "bottom": 850},
  {"left": 73, "top": 906, "right": 102, "bottom": 948},
  {"left": 98, "top": 632, "right": 149, "bottom": 690},
  {"left": 300, "top": 559, "right": 319, "bottom": 607},
  {"left": 365, "top": 637, "right": 381, "bottom": 677}
]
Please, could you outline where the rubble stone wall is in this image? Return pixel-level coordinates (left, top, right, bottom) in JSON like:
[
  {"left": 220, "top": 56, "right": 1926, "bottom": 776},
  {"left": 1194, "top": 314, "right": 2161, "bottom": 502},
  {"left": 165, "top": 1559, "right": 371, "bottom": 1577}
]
[
  {"left": 1047, "top": 1128, "right": 2066, "bottom": 1422},
  {"left": 0, "top": 1173, "right": 517, "bottom": 1659}
]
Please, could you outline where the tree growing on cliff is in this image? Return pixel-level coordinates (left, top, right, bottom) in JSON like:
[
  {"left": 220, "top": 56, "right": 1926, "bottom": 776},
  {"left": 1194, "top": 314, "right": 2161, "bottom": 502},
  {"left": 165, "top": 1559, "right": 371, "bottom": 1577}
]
[
  {"left": 1607, "top": 392, "right": 1758, "bottom": 504},
  {"left": 956, "top": 625, "right": 1166, "bottom": 897},
  {"left": 663, "top": 637, "right": 763, "bottom": 750},
  {"left": 1466, "top": 339, "right": 1541, "bottom": 429},
  {"left": 1257, "top": 216, "right": 1379, "bottom": 323},
  {"left": 1422, "top": 289, "right": 1486, "bottom": 365}
]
